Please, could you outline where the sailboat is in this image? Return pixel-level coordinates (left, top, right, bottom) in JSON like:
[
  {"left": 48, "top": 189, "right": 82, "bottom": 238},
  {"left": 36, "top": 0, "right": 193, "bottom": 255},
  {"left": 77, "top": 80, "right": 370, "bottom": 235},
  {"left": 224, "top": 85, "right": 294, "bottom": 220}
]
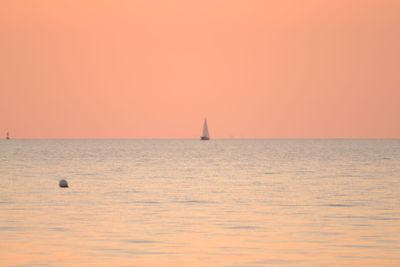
[
  {"left": 6, "top": 132, "right": 10, "bottom": 140},
  {"left": 200, "top": 119, "right": 210, "bottom": 140}
]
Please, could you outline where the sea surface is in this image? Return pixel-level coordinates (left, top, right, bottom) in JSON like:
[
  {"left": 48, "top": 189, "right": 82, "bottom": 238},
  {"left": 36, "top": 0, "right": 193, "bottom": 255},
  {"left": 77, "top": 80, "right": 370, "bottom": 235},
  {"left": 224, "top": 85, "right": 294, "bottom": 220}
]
[{"left": 0, "top": 140, "right": 399, "bottom": 267}]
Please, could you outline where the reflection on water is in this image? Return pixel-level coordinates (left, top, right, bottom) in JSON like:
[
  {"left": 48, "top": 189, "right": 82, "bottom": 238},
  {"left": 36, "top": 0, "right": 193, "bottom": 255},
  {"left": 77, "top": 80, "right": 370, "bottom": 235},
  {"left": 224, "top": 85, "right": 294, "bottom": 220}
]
[{"left": 0, "top": 140, "right": 399, "bottom": 266}]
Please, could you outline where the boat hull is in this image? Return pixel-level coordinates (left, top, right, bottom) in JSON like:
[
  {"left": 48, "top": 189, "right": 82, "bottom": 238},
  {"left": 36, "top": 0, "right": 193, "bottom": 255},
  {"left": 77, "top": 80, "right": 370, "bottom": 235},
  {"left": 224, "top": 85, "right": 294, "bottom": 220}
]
[{"left": 200, "top": 136, "right": 210, "bottom": 140}]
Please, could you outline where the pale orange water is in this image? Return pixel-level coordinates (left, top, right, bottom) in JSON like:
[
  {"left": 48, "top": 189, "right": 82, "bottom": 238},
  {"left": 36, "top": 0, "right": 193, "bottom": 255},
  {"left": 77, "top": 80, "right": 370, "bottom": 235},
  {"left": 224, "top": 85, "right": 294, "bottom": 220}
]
[{"left": 1, "top": 140, "right": 399, "bottom": 266}]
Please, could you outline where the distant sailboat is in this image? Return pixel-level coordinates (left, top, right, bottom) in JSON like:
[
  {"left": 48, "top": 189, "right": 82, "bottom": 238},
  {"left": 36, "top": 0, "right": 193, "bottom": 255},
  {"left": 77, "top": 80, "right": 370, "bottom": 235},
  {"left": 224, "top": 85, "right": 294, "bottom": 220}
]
[
  {"left": 6, "top": 132, "right": 10, "bottom": 140},
  {"left": 200, "top": 119, "right": 210, "bottom": 140}
]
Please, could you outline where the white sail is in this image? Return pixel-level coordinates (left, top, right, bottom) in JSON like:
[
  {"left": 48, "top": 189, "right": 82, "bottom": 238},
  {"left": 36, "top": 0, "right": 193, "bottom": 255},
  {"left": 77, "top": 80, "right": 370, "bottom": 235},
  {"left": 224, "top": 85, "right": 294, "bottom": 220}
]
[{"left": 201, "top": 119, "right": 210, "bottom": 140}]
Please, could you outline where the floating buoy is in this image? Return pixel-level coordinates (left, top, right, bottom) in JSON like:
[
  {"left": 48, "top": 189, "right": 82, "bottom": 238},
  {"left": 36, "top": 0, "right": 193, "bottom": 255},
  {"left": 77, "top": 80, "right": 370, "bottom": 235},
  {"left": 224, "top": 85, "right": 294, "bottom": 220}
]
[{"left": 59, "top": 179, "right": 69, "bottom": 188}]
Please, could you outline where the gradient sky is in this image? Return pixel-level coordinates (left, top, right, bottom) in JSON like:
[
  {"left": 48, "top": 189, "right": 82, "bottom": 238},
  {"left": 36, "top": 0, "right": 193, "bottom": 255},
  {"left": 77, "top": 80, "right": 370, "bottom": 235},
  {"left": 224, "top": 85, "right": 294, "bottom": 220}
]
[{"left": 1, "top": 0, "right": 399, "bottom": 138}]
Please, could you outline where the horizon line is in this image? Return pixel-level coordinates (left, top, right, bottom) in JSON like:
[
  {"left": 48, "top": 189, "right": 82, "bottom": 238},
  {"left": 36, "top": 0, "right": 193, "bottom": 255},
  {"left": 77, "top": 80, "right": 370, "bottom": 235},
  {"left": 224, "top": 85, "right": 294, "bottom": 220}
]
[{"left": 2, "top": 137, "right": 400, "bottom": 141}]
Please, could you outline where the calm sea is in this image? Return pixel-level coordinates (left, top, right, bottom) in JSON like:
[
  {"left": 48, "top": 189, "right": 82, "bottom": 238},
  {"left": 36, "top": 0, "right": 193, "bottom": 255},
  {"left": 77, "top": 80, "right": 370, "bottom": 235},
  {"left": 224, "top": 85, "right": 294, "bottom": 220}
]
[{"left": 1, "top": 140, "right": 399, "bottom": 266}]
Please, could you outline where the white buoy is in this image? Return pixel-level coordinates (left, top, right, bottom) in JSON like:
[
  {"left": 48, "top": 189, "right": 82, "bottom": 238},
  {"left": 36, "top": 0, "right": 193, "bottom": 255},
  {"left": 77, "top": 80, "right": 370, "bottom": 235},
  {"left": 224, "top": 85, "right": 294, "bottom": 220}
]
[{"left": 59, "top": 179, "right": 69, "bottom": 188}]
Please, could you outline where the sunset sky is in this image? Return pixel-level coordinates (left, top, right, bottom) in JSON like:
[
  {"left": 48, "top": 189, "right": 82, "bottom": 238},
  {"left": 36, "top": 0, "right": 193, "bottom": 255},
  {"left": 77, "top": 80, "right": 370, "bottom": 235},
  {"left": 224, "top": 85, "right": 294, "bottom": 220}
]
[{"left": 1, "top": 0, "right": 399, "bottom": 139}]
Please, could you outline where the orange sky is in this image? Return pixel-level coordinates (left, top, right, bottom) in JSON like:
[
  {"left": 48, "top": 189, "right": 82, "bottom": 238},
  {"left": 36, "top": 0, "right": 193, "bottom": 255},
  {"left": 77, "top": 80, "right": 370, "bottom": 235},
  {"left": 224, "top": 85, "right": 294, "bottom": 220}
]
[{"left": 1, "top": 0, "right": 399, "bottom": 139}]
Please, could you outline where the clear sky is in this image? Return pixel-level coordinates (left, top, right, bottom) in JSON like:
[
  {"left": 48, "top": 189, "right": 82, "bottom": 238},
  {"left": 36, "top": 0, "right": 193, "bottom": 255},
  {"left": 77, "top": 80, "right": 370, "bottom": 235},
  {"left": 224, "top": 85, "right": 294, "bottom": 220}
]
[{"left": 1, "top": 0, "right": 399, "bottom": 139}]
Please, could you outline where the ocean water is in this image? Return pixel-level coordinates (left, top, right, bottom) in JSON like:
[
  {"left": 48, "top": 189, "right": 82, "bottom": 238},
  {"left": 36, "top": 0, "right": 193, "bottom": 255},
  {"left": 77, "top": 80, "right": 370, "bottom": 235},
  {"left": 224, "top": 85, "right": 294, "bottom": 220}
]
[{"left": 0, "top": 139, "right": 399, "bottom": 267}]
